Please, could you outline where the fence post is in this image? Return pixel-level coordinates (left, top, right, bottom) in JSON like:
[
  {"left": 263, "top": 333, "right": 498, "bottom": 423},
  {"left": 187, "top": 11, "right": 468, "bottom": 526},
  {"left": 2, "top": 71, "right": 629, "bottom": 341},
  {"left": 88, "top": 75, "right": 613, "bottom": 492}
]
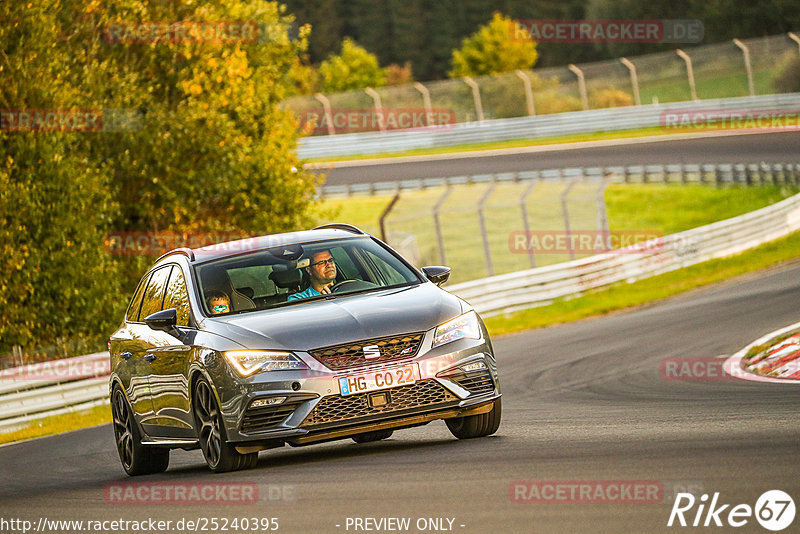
[
  {"left": 462, "top": 76, "right": 485, "bottom": 122},
  {"left": 620, "top": 57, "right": 642, "bottom": 106},
  {"left": 561, "top": 178, "right": 578, "bottom": 260},
  {"left": 364, "top": 87, "right": 385, "bottom": 132},
  {"left": 515, "top": 70, "right": 536, "bottom": 116},
  {"left": 520, "top": 179, "right": 538, "bottom": 268},
  {"left": 313, "top": 93, "right": 336, "bottom": 135},
  {"left": 676, "top": 49, "right": 699, "bottom": 101},
  {"left": 432, "top": 187, "right": 453, "bottom": 265},
  {"left": 379, "top": 192, "right": 401, "bottom": 242},
  {"left": 789, "top": 32, "right": 800, "bottom": 56},
  {"left": 477, "top": 181, "right": 497, "bottom": 276},
  {"left": 568, "top": 64, "right": 589, "bottom": 111},
  {"left": 413, "top": 82, "right": 434, "bottom": 125},
  {"left": 732, "top": 39, "right": 755, "bottom": 97}
]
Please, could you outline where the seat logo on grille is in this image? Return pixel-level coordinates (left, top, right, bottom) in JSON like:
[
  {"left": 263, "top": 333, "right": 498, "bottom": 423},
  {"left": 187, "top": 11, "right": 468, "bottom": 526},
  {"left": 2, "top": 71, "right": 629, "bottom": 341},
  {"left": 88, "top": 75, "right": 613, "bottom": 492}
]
[{"left": 363, "top": 345, "right": 381, "bottom": 359}]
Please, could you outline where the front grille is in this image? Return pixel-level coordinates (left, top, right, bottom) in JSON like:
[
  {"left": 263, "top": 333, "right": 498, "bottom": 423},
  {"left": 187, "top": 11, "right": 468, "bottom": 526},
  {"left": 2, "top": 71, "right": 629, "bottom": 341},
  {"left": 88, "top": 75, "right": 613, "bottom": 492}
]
[
  {"left": 447, "top": 368, "right": 495, "bottom": 395},
  {"left": 240, "top": 403, "right": 298, "bottom": 434},
  {"left": 302, "top": 380, "right": 458, "bottom": 427},
  {"left": 308, "top": 332, "right": 425, "bottom": 371}
]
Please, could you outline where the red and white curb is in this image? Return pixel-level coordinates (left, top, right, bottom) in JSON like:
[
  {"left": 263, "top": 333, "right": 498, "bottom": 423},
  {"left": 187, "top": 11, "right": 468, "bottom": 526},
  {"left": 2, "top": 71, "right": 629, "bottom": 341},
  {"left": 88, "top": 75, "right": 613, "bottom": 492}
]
[{"left": 724, "top": 321, "right": 800, "bottom": 384}]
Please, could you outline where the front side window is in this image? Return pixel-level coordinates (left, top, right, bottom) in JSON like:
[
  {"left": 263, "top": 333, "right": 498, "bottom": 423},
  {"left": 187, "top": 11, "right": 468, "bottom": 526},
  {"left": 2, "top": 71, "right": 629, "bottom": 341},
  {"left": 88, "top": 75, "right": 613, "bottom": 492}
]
[{"left": 194, "top": 237, "right": 421, "bottom": 315}]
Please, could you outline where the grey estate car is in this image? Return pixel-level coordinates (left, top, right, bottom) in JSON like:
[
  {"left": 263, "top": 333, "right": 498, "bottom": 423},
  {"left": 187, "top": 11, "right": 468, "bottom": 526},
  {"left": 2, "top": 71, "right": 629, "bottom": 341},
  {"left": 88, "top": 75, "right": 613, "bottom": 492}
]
[{"left": 109, "top": 224, "right": 501, "bottom": 474}]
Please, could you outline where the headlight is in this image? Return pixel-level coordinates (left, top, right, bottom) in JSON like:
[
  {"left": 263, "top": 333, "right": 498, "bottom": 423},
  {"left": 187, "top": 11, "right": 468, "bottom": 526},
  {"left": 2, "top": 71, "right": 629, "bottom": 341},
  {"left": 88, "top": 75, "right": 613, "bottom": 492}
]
[
  {"left": 432, "top": 311, "right": 481, "bottom": 349},
  {"left": 223, "top": 350, "right": 308, "bottom": 376}
]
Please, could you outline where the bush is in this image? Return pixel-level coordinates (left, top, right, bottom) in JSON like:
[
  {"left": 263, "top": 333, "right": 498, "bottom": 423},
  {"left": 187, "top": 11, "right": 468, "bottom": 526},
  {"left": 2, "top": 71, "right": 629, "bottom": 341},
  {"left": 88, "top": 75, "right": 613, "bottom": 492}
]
[
  {"left": 589, "top": 87, "right": 634, "bottom": 109},
  {"left": 449, "top": 13, "right": 538, "bottom": 78},
  {"left": 319, "top": 38, "right": 386, "bottom": 92},
  {"left": 386, "top": 62, "right": 414, "bottom": 86},
  {"left": 772, "top": 53, "right": 800, "bottom": 93}
]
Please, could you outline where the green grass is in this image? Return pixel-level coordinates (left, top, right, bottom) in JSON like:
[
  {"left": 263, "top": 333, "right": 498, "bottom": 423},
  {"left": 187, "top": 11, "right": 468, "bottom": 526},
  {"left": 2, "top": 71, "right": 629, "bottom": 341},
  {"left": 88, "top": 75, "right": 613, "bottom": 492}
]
[
  {"left": 484, "top": 230, "right": 800, "bottom": 337},
  {"left": 0, "top": 403, "right": 110, "bottom": 446}
]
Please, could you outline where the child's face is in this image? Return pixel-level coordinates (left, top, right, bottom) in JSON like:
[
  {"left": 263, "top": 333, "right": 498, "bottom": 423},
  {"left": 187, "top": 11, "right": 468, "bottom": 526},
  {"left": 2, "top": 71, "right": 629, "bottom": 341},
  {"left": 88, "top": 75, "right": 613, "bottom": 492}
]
[{"left": 210, "top": 296, "right": 230, "bottom": 315}]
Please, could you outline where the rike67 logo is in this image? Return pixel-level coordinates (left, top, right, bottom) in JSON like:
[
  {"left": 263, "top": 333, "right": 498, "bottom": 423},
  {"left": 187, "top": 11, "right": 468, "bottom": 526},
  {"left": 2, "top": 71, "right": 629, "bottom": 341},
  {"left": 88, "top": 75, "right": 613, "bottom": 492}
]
[{"left": 668, "top": 490, "right": 795, "bottom": 531}]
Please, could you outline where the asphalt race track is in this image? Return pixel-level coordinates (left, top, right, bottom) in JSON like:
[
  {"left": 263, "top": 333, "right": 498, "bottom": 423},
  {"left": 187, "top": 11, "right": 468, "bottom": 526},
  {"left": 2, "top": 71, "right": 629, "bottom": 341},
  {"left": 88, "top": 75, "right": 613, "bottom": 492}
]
[
  {"left": 317, "top": 131, "right": 800, "bottom": 186},
  {"left": 2, "top": 261, "right": 800, "bottom": 533}
]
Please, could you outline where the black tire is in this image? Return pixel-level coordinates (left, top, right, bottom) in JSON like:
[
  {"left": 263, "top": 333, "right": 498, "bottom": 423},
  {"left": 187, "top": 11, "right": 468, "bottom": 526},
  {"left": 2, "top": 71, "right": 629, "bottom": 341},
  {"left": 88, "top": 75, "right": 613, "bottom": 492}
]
[
  {"left": 192, "top": 378, "right": 258, "bottom": 473},
  {"left": 352, "top": 429, "right": 394, "bottom": 443},
  {"left": 445, "top": 398, "right": 502, "bottom": 440},
  {"left": 111, "top": 387, "right": 170, "bottom": 476}
]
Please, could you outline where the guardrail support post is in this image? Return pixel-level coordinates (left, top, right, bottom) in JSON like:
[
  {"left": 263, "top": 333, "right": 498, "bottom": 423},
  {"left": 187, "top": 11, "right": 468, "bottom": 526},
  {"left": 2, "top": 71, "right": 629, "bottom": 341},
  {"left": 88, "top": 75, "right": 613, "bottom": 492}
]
[
  {"left": 477, "top": 181, "right": 497, "bottom": 276},
  {"left": 379, "top": 192, "right": 401, "bottom": 242},
  {"left": 365, "top": 87, "right": 385, "bottom": 132},
  {"left": 620, "top": 58, "right": 641, "bottom": 106},
  {"left": 676, "top": 49, "right": 699, "bottom": 102},
  {"left": 561, "top": 178, "right": 578, "bottom": 260},
  {"left": 789, "top": 32, "right": 800, "bottom": 56},
  {"left": 313, "top": 93, "right": 336, "bottom": 135},
  {"left": 732, "top": 39, "right": 755, "bottom": 97},
  {"left": 515, "top": 70, "right": 536, "bottom": 116},
  {"left": 413, "top": 82, "right": 434, "bottom": 126},
  {"left": 520, "top": 179, "right": 539, "bottom": 268},
  {"left": 463, "top": 76, "right": 485, "bottom": 122},
  {"left": 433, "top": 187, "right": 453, "bottom": 265},
  {"left": 568, "top": 64, "right": 589, "bottom": 110}
]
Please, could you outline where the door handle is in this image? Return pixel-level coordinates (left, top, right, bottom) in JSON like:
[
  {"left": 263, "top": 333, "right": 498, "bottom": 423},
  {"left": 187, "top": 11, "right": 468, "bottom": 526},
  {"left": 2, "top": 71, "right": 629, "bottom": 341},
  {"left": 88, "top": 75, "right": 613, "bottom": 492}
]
[
  {"left": 144, "top": 353, "right": 156, "bottom": 362},
  {"left": 120, "top": 352, "right": 133, "bottom": 361}
]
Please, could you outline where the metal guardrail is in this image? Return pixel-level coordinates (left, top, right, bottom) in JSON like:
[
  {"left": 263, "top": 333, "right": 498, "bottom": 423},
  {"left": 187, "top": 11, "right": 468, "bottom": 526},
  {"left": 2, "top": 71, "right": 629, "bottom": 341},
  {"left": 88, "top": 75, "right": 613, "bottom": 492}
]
[
  {"left": 0, "top": 352, "right": 109, "bottom": 433},
  {"left": 448, "top": 191, "right": 800, "bottom": 317},
  {"left": 299, "top": 93, "right": 800, "bottom": 160},
  {"left": 320, "top": 161, "right": 800, "bottom": 198}
]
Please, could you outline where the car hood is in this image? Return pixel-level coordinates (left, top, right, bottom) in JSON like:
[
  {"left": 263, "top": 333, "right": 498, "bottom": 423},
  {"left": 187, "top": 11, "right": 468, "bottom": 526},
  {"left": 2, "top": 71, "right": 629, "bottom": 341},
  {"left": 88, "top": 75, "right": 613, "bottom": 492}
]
[{"left": 206, "top": 282, "right": 465, "bottom": 351}]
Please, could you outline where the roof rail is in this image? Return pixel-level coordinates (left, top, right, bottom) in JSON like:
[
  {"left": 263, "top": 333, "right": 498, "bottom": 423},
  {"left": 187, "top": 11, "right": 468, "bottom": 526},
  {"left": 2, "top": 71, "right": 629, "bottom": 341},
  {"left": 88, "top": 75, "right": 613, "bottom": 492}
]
[
  {"left": 311, "top": 223, "right": 366, "bottom": 235},
  {"left": 154, "top": 247, "right": 195, "bottom": 263}
]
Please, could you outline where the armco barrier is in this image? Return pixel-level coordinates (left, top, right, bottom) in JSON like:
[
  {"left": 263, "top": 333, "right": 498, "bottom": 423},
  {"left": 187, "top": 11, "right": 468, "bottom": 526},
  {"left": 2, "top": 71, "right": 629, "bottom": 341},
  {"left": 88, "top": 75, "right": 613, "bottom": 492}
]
[
  {"left": 448, "top": 191, "right": 800, "bottom": 316},
  {"left": 298, "top": 93, "right": 800, "bottom": 159},
  {"left": 0, "top": 352, "right": 109, "bottom": 433}
]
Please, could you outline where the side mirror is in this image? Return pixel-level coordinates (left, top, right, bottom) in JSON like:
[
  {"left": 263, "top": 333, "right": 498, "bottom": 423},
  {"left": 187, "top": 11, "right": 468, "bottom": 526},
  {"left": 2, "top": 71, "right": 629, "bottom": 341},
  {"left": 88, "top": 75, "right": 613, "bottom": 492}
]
[
  {"left": 144, "top": 308, "right": 179, "bottom": 336},
  {"left": 422, "top": 266, "right": 451, "bottom": 287}
]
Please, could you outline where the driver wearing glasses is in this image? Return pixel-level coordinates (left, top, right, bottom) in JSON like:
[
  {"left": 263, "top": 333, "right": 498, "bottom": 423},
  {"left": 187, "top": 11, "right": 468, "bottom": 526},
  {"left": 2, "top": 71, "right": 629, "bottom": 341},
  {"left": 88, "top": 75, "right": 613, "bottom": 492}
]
[{"left": 287, "top": 250, "right": 337, "bottom": 301}]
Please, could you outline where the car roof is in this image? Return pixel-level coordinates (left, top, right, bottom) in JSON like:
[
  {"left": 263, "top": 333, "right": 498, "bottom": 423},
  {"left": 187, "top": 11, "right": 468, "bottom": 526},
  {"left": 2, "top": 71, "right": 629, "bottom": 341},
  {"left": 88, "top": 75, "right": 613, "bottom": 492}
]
[{"left": 152, "top": 226, "right": 369, "bottom": 266}]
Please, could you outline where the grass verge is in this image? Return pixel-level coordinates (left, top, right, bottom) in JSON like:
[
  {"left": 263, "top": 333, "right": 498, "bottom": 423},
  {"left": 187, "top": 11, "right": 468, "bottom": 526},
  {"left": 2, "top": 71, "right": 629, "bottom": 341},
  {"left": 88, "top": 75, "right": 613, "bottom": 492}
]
[
  {"left": 484, "top": 230, "right": 800, "bottom": 337},
  {"left": 0, "top": 403, "right": 110, "bottom": 446}
]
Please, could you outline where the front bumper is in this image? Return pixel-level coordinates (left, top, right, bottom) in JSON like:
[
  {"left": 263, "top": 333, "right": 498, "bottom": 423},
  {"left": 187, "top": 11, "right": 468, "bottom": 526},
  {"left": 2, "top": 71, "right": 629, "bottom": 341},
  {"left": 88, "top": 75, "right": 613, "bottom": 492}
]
[{"left": 218, "top": 333, "right": 500, "bottom": 446}]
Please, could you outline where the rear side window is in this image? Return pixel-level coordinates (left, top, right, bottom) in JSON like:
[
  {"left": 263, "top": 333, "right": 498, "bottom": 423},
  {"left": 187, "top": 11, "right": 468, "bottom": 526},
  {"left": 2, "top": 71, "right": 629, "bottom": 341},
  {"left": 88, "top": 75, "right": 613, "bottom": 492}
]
[
  {"left": 126, "top": 273, "right": 151, "bottom": 322},
  {"left": 138, "top": 266, "right": 172, "bottom": 321},
  {"left": 163, "top": 267, "right": 192, "bottom": 326}
]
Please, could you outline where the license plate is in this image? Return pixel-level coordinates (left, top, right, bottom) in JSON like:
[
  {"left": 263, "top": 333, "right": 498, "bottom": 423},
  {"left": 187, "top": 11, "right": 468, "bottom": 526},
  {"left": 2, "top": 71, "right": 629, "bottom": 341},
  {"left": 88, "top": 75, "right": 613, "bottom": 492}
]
[{"left": 338, "top": 364, "right": 419, "bottom": 396}]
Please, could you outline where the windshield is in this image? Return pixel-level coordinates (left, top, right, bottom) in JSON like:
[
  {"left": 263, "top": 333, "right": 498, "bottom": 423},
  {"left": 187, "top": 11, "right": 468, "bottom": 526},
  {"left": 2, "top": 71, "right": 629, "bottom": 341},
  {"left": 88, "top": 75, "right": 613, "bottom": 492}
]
[{"left": 194, "top": 237, "right": 421, "bottom": 316}]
